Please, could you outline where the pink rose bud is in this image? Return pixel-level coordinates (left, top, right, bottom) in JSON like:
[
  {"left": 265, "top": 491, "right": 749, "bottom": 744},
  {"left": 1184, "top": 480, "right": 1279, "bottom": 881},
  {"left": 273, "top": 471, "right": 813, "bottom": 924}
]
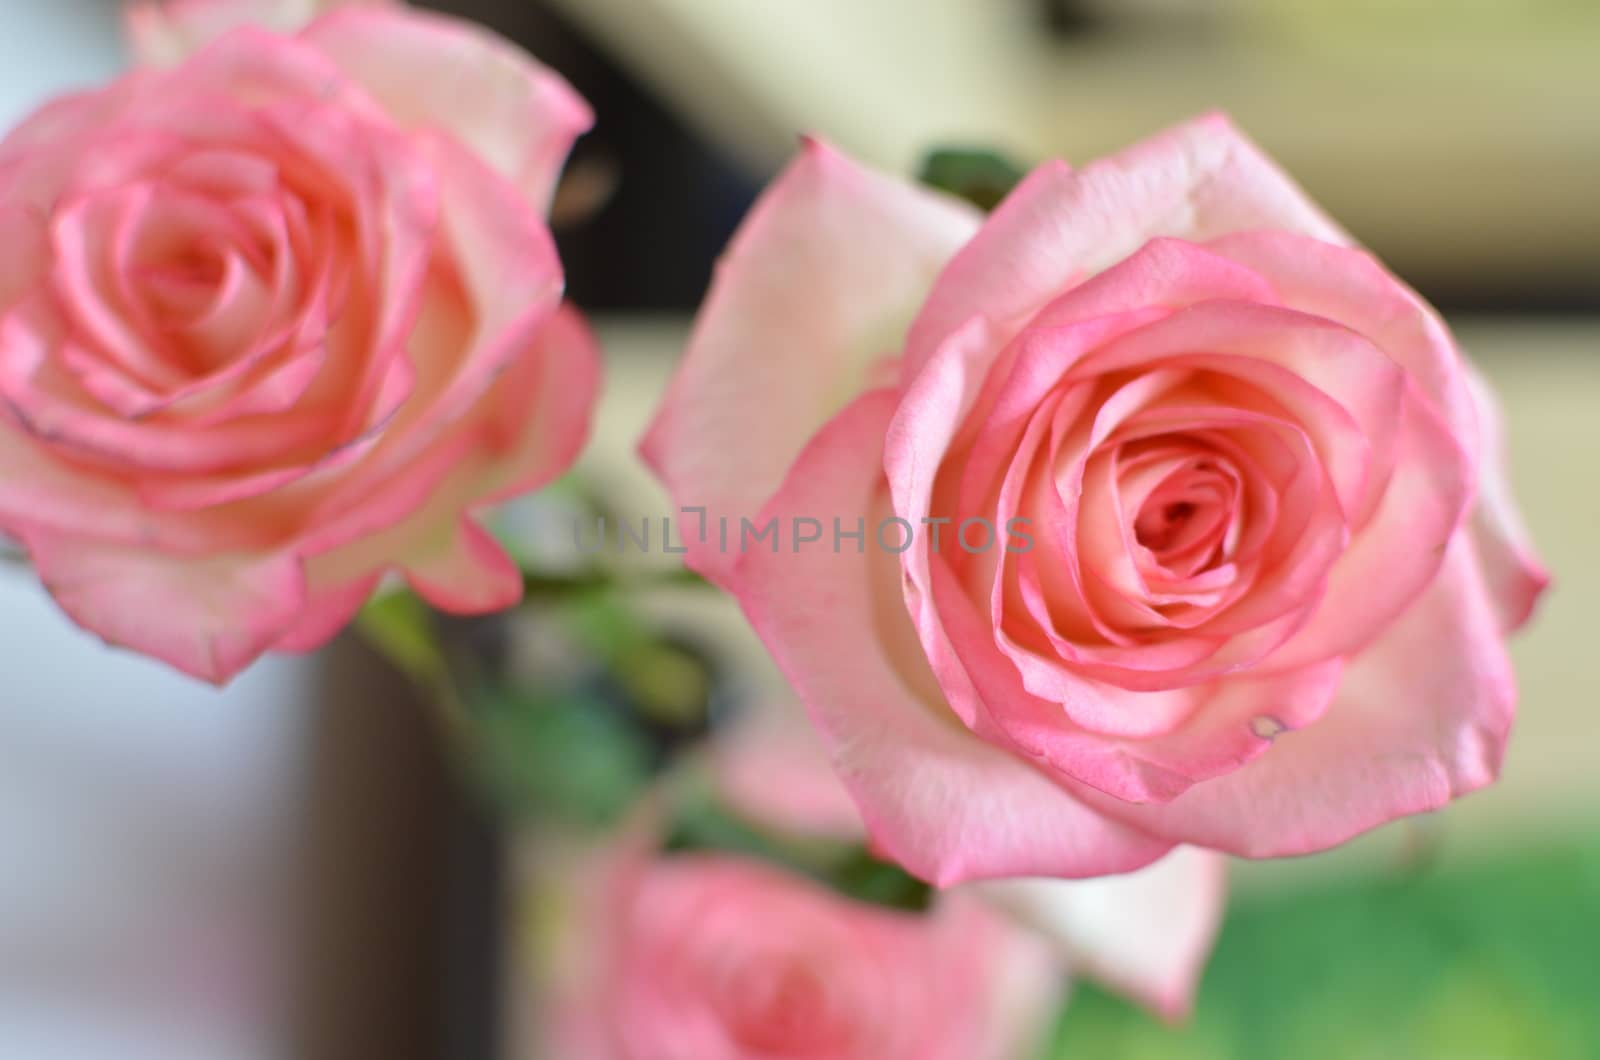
[
  {"left": 642, "top": 116, "right": 1549, "bottom": 884},
  {"left": 0, "top": 4, "right": 598, "bottom": 681}
]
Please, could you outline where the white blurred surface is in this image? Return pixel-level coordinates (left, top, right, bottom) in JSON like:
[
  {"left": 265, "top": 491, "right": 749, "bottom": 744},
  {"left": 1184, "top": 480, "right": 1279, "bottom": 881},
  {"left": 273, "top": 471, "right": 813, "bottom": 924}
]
[
  {"left": 0, "top": 0, "right": 123, "bottom": 128},
  {"left": 1, "top": 5, "right": 312, "bottom": 1057},
  {"left": 0, "top": 567, "right": 313, "bottom": 1060}
]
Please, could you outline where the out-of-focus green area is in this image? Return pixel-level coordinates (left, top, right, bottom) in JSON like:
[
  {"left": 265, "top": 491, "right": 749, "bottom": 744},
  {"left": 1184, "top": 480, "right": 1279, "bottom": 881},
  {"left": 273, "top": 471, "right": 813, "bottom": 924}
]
[{"left": 1049, "top": 837, "right": 1600, "bottom": 1060}]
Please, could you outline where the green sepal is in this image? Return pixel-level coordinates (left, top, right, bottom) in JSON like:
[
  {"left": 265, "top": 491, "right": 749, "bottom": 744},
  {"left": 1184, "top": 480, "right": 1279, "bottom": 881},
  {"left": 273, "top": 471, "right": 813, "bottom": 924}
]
[
  {"left": 663, "top": 790, "right": 933, "bottom": 915},
  {"left": 918, "top": 147, "right": 1028, "bottom": 211}
]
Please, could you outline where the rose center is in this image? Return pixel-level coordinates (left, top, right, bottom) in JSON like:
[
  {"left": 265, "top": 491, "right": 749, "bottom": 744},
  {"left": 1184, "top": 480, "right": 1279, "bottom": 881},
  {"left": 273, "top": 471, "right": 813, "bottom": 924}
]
[
  {"left": 1136, "top": 500, "right": 1196, "bottom": 551},
  {"left": 718, "top": 958, "right": 849, "bottom": 1053},
  {"left": 1126, "top": 454, "right": 1241, "bottom": 579}
]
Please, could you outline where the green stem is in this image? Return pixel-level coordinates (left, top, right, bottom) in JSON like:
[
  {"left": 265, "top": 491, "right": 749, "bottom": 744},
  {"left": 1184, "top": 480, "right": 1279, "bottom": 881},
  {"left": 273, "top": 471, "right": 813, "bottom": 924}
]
[{"left": 521, "top": 565, "right": 713, "bottom": 600}]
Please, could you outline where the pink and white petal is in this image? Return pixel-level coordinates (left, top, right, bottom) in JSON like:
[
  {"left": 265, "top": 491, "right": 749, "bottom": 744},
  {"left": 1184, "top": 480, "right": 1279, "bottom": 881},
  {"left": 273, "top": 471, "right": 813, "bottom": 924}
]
[
  {"left": 290, "top": 303, "right": 590, "bottom": 614},
  {"left": 1265, "top": 380, "right": 1471, "bottom": 670},
  {"left": 0, "top": 403, "right": 234, "bottom": 554},
  {"left": 1206, "top": 230, "right": 1478, "bottom": 462},
  {"left": 274, "top": 572, "right": 380, "bottom": 652},
  {"left": 926, "top": 487, "right": 1340, "bottom": 803},
  {"left": 713, "top": 700, "right": 871, "bottom": 842},
  {"left": 903, "top": 112, "right": 1350, "bottom": 381},
  {"left": 124, "top": 0, "right": 395, "bottom": 67},
  {"left": 886, "top": 315, "right": 1010, "bottom": 735},
  {"left": 642, "top": 139, "right": 981, "bottom": 584},
  {"left": 304, "top": 6, "right": 592, "bottom": 213},
  {"left": 18, "top": 531, "right": 306, "bottom": 684},
  {"left": 372, "top": 128, "right": 562, "bottom": 458},
  {"left": 0, "top": 206, "right": 47, "bottom": 308},
  {"left": 1078, "top": 531, "right": 1515, "bottom": 857},
  {"left": 404, "top": 518, "right": 522, "bottom": 614},
  {"left": 1462, "top": 361, "right": 1549, "bottom": 632},
  {"left": 940, "top": 894, "right": 1065, "bottom": 1060},
  {"left": 294, "top": 130, "right": 562, "bottom": 532},
  {"left": 479, "top": 302, "right": 602, "bottom": 504},
  {"left": 1074, "top": 302, "right": 1406, "bottom": 523},
  {"left": 292, "top": 303, "right": 593, "bottom": 594},
  {"left": 976, "top": 845, "right": 1226, "bottom": 1021},
  {"left": 732, "top": 390, "right": 1173, "bottom": 885}
]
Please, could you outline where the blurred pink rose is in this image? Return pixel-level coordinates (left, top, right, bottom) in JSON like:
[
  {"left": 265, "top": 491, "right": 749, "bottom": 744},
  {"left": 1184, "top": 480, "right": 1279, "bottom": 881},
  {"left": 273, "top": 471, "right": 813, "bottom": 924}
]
[
  {"left": 714, "top": 704, "right": 1227, "bottom": 1021},
  {"left": 643, "top": 115, "right": 1549, "bottom": 884},
  {"left": 546, "top": 850, "right": 1059, "bottom": 1060},
  {"left": 0, "top": 4, "right": 596, "bottom": 681}
]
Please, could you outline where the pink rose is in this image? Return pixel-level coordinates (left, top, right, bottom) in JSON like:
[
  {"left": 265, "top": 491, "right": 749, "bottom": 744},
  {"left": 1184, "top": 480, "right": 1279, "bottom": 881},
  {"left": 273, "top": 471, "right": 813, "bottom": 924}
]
[
  {"left": 546, "top": 851, "right": 1059, "bottom": 1060},
  {"left": 713, "top": 703, "right": 1227, "bottom": 1021},
  {"left": 536, "top": 704, "right": 1223, "bottom": 1058},
  {"left": 0, "top": 3, "right": 596, "bottom": 681},
  {"left": 642, "top": 116, "right": 1549, "bottom": 884}
]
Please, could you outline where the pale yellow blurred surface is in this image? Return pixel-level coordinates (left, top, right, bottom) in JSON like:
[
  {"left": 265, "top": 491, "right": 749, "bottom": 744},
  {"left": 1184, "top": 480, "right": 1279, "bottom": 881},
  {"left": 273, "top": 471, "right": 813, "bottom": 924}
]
[{"left": 551, "top": 0, "right": 1599, "bottom": 290}]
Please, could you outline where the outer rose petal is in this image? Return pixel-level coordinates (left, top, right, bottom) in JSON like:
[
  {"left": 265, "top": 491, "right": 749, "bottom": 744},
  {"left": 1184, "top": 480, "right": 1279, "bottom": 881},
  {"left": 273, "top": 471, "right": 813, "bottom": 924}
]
[
  {"left": 1463, "top": 362, "right": 1550, "bottom": 632},
  {"left": 295, "top": 303, "right": 599, "bottom": 618},
  {"left": 641, "top": 138, "right": 981, "bottom": 584},
  {"left": 714, "top": 705, "right": 871, "bottom": 842},
  {"left": 125, "top": 0, "right": 394, "bottom": 67},
  {"left": 978, "top": 846, "right": 1226, "bottom": 1021},
  {"left": 292, "top": 128, "right": 565, "bottom": 558},
  {"left": 903, "top": 112, "right": 1349, "bottom": 382},
  {"left": 273, "top": 573, "right": 380, "bottom": 653},
  {"left": 1204, "top": 230, "right": 1480, "bottom": 469},
  {"left": 18, "top": 532, "right": 305, "bottom": 684},
  {"left": 303, "top": 7, "right": 593, "bottom": 214},
  {"left": 731, "top": 390, "right": 1173, "bottom": 885},
  {"left": 1076, "top": 531, "right": 1515, "bottom": 856},
  {"left": 716, "top": 697, "right": 1227, "bottom": 1022}
]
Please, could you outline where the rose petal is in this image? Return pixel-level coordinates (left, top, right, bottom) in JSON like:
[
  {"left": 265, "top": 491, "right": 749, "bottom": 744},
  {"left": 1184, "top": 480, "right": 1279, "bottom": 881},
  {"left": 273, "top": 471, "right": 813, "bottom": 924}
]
[
  {"left": 732, "top": 389, "right": 1173, "bottom": 884},
  {"left": 1264, "top": 378, "right": 1471, "bottom": 670},
  {"left": 1205, "top": 230, "right": 1479, "bottom": 471},
  {"left": 977, "top": 846, "right": 1226, "bottom": 1021},
  {"left": 403, "top": 518, "right": 522, "bottom": 613},
  {"left": 1462, "top": 362, "right": 1550, "bottom": 632},
  {"left": 17, "top": 530, "right": 305, "bottom": 684},
  {"left": 1076, "top": 530, "right": 1515, "bottom": 856},
  {"left": 642, "top": 138, "right": 980, "bottom": 585},
  {"left": 714, "top": 703, "right": 873, "bottom": 842},
  {"left": 903, "top": 112, "right": 1350, "bottom": 382},
  {"left": 292, "top": 302, "right": 595, "bottom": 613},
  {"left": 125, "top": 0, "right": 397, "bottom": 67},
  {"left": 1072, "top": 301, "right": 1405, "bottom": 524},
  {"left": 303, "top": 6, "right": 592, "bottom": 213},
  {"left": 273, "top": 571, "right": 380, "bottom": 653},
  {"left": 478, "top": 302, "right": 602, "bottom": 505}
]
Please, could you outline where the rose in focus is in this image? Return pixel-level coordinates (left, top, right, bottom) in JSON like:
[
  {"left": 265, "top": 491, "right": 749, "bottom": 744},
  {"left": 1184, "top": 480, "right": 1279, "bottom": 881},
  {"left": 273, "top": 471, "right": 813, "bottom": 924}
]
[
  {"left": 643, "top": 116, "right": 1549, "bottom": 883},
  {"left": 0, "top": 1, "right": 596, "bottom": 681}
]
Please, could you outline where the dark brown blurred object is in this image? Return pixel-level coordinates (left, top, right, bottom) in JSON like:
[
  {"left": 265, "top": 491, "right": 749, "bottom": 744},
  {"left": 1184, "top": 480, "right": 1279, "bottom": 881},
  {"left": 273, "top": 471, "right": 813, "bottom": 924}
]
[{"left": 293, "top": 634, "right": 501, "bottom": 1060}]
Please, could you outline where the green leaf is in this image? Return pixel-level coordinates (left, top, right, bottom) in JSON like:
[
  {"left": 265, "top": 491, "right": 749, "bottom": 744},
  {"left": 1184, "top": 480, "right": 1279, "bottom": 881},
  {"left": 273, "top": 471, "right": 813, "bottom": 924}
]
[
  {"left": 828, "top": 847, "right": 934, "bottom": 912},
  {"left": 918, "top": 147, "right": 1028, "bottom": 211},
  {"left": 663, "top": 793, "right": 933, "bottom": 914},
  {"left": 473, "top": 689, "right": 653, "bottom": 828}
]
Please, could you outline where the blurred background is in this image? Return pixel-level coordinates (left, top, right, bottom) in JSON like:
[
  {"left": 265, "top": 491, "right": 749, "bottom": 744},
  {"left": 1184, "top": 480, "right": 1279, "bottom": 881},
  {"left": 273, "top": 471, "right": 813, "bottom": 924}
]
[{"left": 1, "top": 0, "right": 1595, "bottom": 1057}]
